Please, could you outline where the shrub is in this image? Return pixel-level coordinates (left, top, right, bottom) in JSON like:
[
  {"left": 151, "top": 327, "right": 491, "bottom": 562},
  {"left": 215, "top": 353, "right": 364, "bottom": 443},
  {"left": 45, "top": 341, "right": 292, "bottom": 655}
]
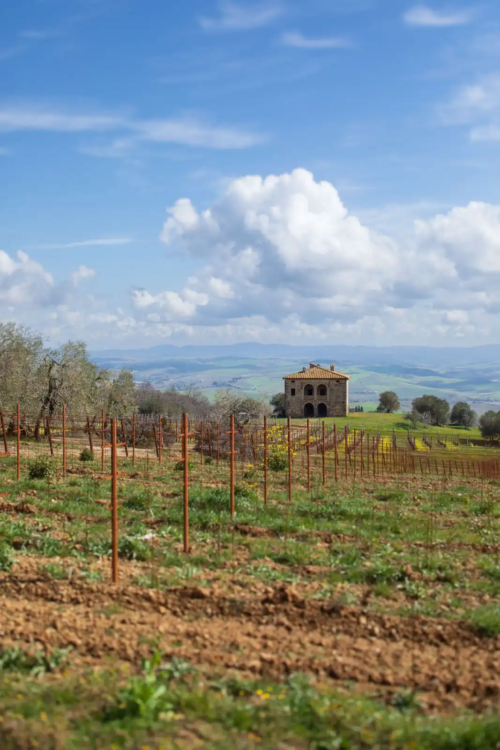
[
  {"left": 268, "top": 452, "right": 288, "bottom": 472},
  {"left": 204, "top": 456, "right": 213, "bottom": 465},
  {"left": 175, "top": 459, "right": 194, "bottom": 471},
  {"left": 80, "top": 448, "right": 94, "bottom": 462},
  {"left": 28, "top": 457, "right": 55, "bottom": 481}
]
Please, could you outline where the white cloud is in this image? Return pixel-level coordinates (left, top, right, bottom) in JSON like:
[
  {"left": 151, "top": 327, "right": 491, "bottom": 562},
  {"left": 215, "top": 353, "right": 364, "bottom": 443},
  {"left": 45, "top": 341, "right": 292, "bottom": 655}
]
[
  {"left": 131, "top": 288, "right": 209, "bottom": 321},
  {"left": 440, "top": 75, "right": 500, "bottom": 125},
  {"left": 30, "top": 238, "right": 133, "bottom": 250},
  {"left": 127, "top": 170, "right": 500, "bottom": 344},
  {"left": 0, "top": 103, "right": 264, "bottom": 151},
  {"left": 0, "top": 106, "right": 121, "bottom": 133},
  {"left": 439, "top": 75, "right": 500, "bottom": 141},
  {"left": 403, "top": 4, "right": 473, "bottom": 27},
  {"left": 7, "top": 171, "right": 500, "bottom": 347},
  {"left": 71, "top": 265, "right": 96, "bottom": 286},
  {"left": 282, "top": 32, "right": 353, "bottom": 49},
  {"left": 470, "top": 125, "right": 500, "bottom": 142},
  {"left": 0, "top": 249, "right": 55, "bottom": 305},
  {"left": 199, "top": 1, "right": 282, "bottom": 32}
]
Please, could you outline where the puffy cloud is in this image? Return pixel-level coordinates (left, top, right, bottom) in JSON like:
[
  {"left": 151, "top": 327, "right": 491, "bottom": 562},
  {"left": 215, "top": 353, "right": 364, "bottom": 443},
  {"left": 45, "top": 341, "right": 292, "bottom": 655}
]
[
  {"left": 158, "top": 169, "right": 400, "bottom": 323},
  {"left": 7, "top": 171, "right": 500, "bottom": 347},
  {"left": 125, "top": 169, "right": 500, "bottom": 345},
  {"left": 0, "top": 250, "right": 56, "bottom": 305},
  {"left": 71, "top": 265, "right": 96, "bottom": 286}
]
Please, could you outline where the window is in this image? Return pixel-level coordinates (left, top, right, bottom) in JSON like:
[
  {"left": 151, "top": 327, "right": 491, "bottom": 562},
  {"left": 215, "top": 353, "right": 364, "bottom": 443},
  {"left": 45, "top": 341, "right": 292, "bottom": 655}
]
[
  {"left": 318, "top": 385, "right": 327, "bottom": 397},
  {"left": 291, "top": 388, "right": 296, "bottom": 396},
  {"left": 305, "top": 384, "right": 314, "bottom": 397}
]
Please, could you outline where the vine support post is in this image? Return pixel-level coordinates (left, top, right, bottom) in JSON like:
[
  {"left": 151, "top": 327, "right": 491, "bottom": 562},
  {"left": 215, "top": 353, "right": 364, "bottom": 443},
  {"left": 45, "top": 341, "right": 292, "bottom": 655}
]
[
  {"left": 16, "top": 404, "right": 21, "bottom": 481},
  {"left": 111, "top": 418, "right": 119, "bottom": 584},
  {"left": 288, "top": 416, "right": 293, "bottom": 504},
  {"left": 62, "top": 404, "right": 66, "bottom": 477},
  {"left": 263, "top": 415, "right": 268, "bottom": 506},
  {"left": 334, "top": 422, "right": 338, "bottom": 482},
  {"left": 322, "top": 421, "right": 326, "bottom": 487},
  {"left": 132, "top": 413, "right": 136, "bottom": 469}
]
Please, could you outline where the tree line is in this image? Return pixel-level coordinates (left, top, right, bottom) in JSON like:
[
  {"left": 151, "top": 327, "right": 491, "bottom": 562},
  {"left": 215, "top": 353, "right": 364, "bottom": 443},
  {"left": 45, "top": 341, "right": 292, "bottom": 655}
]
[
  {"left": 376, "top": 389, "right": 500, "bottom": 440},
  {"left": 0, "top": 323, "right": 271, "bottom": 427}
]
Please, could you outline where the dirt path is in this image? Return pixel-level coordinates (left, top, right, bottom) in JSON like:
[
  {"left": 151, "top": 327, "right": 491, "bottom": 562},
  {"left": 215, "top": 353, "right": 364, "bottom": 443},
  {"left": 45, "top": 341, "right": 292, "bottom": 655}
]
[{"left": 0, "top": 567, "right": 499, "bottom": 713}]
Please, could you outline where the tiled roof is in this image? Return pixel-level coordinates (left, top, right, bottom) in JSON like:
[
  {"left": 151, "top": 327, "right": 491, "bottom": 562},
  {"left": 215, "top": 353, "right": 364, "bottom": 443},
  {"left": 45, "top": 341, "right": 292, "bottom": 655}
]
[{"left": 283, "top": 365, "right": 350, "bottom": 380}]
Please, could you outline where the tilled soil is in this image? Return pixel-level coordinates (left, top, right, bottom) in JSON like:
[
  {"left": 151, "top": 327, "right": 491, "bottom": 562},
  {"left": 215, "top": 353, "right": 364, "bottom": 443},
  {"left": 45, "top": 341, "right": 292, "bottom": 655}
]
[{"left": 0, "top": 561, "right": 499, "bottom": 713}]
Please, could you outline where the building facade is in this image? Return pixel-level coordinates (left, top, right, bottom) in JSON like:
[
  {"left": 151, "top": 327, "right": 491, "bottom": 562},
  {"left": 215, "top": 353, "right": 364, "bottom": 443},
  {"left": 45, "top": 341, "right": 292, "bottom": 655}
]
[{"left": 283, "top": 364, "right": 349, "bottom": 419}]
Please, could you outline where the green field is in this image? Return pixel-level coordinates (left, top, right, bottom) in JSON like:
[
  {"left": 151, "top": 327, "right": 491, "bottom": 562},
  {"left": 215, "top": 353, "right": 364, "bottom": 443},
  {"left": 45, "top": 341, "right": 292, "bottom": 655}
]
[{"left": 1, "top": 432, "right": 500, "bottom": 747}]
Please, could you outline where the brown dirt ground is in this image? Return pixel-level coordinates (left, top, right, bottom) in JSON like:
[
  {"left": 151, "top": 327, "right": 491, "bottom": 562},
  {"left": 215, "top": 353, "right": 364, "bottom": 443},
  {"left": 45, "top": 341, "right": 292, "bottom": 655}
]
[{"left": 0, "top": 557, "right": 499, "bottom": 714}]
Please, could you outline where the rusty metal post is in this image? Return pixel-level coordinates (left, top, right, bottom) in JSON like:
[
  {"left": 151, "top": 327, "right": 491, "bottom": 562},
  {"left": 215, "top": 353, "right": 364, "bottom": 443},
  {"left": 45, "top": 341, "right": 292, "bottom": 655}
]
[
  {"left": 16, "top": 404, "right": 21, "bottom": 481},
  {"left": 263, "top": 416, "right": 268, "bottom": 506},
  {"left": 322, "top": 421, "right": 326, "bottom": 487},
  {"left": 288, "top": 416, "right": 293, "bottom": 504},
  {"left": 132, "top": 413, "right": 136, "bottom": 469},
  {"left": 344, "top": 425, "right": 348, "bottom": 479},
  {"left": 360, "top": 431, "right": 364, "bottom": 478},
  {"left": 158, "top": 414, "right": 162, "bottom": 465},
  {"left": 366, "top": 431, "right": 369, "bottom": 476},
  {"left": 200, "top": 421, "right": 204, "bottom": 466},
  {"left": 230, "top": 414, "right": 236, "bottom": 517},
  {"left": 216, "top": 423, "right": 220, "bottom": 467},
  {"left": 182, "top": 413, "right": 190, "bottom": 554},
  {"left": 101, "top": 409, "right": 105, "bottom": 472},
  {"left": 62, "top": 405, "right": 67, "bottom": 476},
  {"left": 121, "top": 421, "right": 129, "bottom": 458},
  {"left": 0, "top": 411, "right": 8, "bottom": 454},
  {"left": 243, "top": 428, "right": 247, "bottom": 465},
  {"left": 111, "top": 418, "right": 119, "bottom": 584},
  {"left": 307, "top": 418, "right": 311, "bottom": 492},
  {"left": 353, "top": 428, "right": 357, "bottom": 481},
  {"left": 334, "top": 422, "right": 338, "bottom": 482}
]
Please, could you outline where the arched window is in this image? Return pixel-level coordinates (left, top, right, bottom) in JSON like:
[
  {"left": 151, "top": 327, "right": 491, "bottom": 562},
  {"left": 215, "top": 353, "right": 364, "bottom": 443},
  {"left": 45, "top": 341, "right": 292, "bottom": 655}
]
[
  {"left": 305, "top": 384, "right": 314, "bottom": 397},
  {"left": 318, "top": 385, "right": 327, "bottom": 397}
]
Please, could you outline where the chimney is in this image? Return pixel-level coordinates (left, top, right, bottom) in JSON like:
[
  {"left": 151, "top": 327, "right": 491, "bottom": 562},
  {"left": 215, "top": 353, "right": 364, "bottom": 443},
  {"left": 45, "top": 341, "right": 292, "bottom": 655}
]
[
  {"left": 330, "top": 364, "right": 335, "bottom": 372},
  {"left": 302, "top": 367, "right": 306, "bottom": 373},
  {"left": 309, "top": 363, "right": 315, "bottom": 369}
]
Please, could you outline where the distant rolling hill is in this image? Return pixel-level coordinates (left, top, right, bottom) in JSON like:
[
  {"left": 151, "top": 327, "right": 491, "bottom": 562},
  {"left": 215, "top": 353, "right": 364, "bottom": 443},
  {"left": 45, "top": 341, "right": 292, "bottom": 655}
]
[{"left": 90, "top": 343, "right": 500, "bottom": 413}]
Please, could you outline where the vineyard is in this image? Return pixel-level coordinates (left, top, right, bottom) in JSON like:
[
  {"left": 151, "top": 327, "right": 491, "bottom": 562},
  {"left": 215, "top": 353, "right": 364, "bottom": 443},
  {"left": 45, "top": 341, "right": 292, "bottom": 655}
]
[{"left": 0, "top": 409, "right": 500, "bottom": 748}]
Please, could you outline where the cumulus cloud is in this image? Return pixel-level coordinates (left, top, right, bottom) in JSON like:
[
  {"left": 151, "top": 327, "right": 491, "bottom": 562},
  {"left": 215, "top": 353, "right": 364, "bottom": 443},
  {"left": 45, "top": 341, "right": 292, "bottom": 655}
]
[
  {"left": 6, "top": 171, "right": 500, "bottom": 346},
  {"left": 0, "top": 250, "right": 57, "bottom": 305},
  {"left": 156, "top": 169, "right": 401, "bottom": 325},
  {"left": 71, "top": 265, "right": 96, "bottom": 286},
  {"left": 115, "top": 169, "right": 500, "bottom": 345}
]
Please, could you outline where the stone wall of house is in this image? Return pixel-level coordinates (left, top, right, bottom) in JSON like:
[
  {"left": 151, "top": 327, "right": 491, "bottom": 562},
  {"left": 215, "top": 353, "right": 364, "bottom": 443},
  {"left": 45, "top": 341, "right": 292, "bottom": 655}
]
[{"left": 284, "top": 378, "right": 348, "bottom": 418}]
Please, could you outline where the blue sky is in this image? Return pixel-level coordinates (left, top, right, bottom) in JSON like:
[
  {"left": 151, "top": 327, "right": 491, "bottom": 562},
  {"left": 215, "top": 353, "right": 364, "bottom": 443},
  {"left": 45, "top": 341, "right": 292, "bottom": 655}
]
[{"left": 2, "top": 0, "right": 500, "bottom": 349}]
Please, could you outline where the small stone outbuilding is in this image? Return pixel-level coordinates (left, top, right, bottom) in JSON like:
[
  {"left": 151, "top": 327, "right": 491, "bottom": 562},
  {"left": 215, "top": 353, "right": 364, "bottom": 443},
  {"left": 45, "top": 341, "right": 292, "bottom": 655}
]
[{"left": 283, "top": 363, "right": 350, "bottom": 419}]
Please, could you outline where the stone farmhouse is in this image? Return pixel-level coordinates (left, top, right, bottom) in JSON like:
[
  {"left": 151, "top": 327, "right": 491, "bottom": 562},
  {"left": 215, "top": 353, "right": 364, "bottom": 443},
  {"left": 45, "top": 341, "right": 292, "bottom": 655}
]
[{"left": 283, "top": 364, "right": 350, "bottom": 419}]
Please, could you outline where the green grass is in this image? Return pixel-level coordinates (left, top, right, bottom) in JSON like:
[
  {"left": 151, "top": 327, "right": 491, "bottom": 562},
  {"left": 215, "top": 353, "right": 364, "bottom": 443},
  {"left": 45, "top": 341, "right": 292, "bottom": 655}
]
[
  {"left": 2, "top": 656, "right": 500, "bottom": 749},
  {"left": 1, "top": 440, "right": 500, "bottom": 747}
]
